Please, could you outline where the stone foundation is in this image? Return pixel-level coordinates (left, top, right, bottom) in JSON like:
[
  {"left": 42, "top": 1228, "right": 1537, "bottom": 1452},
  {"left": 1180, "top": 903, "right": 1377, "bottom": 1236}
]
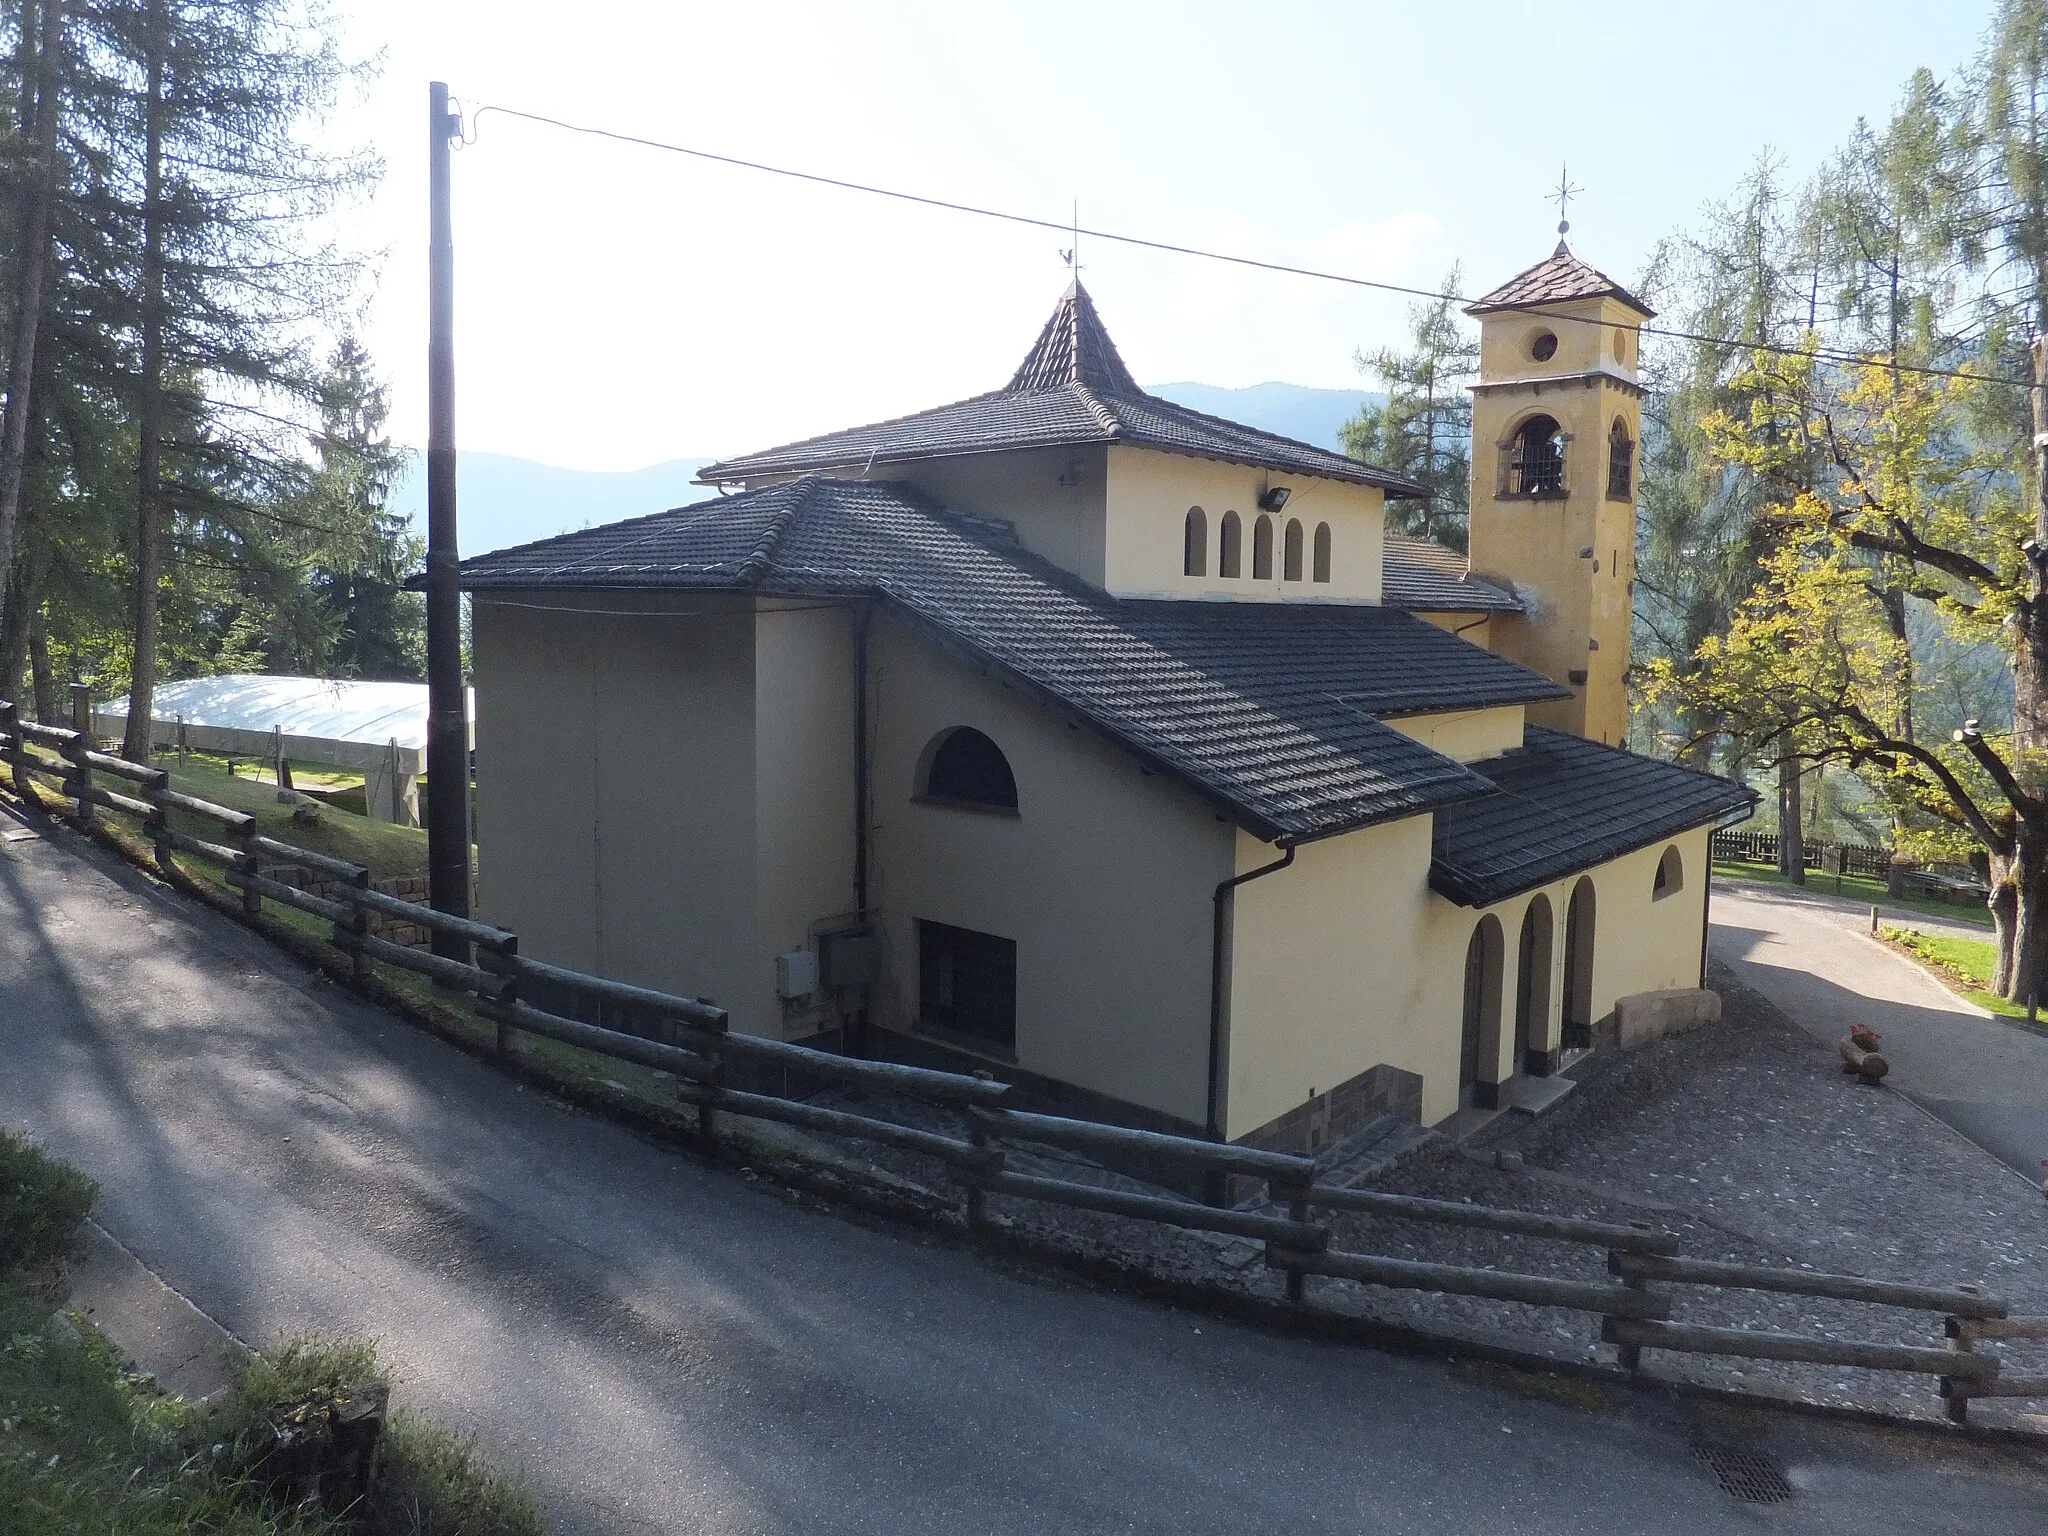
[{"left": 1235, "top": 1062, "right": 1424, "bottom": 1159}]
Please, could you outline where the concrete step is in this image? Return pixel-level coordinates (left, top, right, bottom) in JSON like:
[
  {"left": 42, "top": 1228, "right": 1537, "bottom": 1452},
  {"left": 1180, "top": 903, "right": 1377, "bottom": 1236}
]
[
  {"left": 1503, "top": 1074, "right": 1577, "bottom": 1116},
  {"left": 1314, "top": 1115, "right": 1439, "bottom": 1189}
]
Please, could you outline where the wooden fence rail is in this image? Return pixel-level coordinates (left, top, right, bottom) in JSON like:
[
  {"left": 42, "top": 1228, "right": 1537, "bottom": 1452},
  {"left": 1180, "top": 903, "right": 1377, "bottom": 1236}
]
[{"left": 3, "top": 699, "right": 2041, "bottom": 1424}]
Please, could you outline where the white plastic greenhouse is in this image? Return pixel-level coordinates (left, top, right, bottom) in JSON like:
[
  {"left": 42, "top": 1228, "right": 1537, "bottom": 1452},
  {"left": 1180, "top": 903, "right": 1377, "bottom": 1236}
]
[{"left": 94, "top": 674, "right": 471, "bottom": 826}]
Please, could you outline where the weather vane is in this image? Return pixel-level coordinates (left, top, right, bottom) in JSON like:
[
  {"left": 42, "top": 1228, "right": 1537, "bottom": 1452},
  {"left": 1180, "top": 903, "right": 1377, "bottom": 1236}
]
[
  {"left": 1552, "top": 164, "right": 1583, "bottom": 239},
  {"left": 1059, "top": 200, "right": 1082, "bottom": 278}
]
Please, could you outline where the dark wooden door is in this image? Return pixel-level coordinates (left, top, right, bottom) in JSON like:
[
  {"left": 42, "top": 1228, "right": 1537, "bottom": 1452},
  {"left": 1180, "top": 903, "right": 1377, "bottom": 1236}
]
[{"left": 1460, "top": 926, "right": 1485, "bottom": 1088}]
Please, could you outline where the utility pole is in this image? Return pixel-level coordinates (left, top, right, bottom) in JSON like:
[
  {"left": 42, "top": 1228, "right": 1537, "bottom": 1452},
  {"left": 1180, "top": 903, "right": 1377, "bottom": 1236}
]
[{"left": 426, "top": 82, "right": 470, "bottom": 951}]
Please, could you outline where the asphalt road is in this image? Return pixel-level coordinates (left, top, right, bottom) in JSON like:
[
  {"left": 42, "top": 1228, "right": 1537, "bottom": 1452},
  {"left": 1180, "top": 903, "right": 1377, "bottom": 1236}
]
[
  {"left": 2, "top": 812, "right": 2044, "bottom": 1534},
  {"left": 1711, "top": 880, "right": 2048, "bottom": 1183}
]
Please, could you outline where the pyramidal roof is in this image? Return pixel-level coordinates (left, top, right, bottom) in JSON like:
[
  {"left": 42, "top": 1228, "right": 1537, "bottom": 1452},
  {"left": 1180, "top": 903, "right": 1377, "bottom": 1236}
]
[
  {"left": 699, "top": 283, "right": 1426, "bottom": 496},
  {"left": 1004, "top": 281, "right": 1143, "bottom": 394},
  {"left": 1464, "top": 241, "right": 1655, "bottom": 318}
]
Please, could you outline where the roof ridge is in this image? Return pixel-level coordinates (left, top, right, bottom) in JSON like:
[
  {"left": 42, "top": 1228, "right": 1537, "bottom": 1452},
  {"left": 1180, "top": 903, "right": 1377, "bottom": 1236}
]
[{"left": 735, "top": 476, "right": 818, "bottom": 583}]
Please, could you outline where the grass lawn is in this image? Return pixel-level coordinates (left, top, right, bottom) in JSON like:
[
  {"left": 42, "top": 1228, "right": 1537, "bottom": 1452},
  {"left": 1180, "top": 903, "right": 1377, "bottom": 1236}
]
[
  {"left": 153, "top": 753, "right": 430, "bottom": 882},
  {"left": 0, "top": 1127, "right": 544, "bottom": 1534},
  {"left": 1713, "top": 858, "right": 1993, "bottom": 930},
  {"left": 1877, "top": 925, "right": 2045, "bottom": 1022}
]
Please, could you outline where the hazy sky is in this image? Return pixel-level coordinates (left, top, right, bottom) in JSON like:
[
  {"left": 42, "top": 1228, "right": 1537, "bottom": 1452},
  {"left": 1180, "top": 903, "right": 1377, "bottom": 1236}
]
[{"left": 334, "top": 1, "right": 1996, "bottom": 470}]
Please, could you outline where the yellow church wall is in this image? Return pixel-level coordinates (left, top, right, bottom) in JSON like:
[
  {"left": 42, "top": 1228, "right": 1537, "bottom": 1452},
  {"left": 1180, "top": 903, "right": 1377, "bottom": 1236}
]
[
  {"left": 1383, "top": 704, "right": 1524, "bottom": 763},
  {"left": 1567, "top": 827, "right": 1713, "bottom": 1020},
  {"left": 881, "top": 445, "right": 1111, "bottom": 588},
  {"left": 1468, "top": 290, "right": 1645, "bottom": 748},
  {"left": 1412, "top": 613, "right": 1492, "bottom": 647},
  {"left": 1102, "top": 446, "right": 1385, "bottom": 602},
  {"left": 754, "top": 599, "right": 860, "bottom": 1038},
  {"left": 866, "top": 611, "right": 1233, "bottom": 1127},
  {"left": 470, "top": 592, "right": 765, "bottom": 1030},
  {"left": 1224, "top": 817, "right": 1452, "bottom": 1137}
]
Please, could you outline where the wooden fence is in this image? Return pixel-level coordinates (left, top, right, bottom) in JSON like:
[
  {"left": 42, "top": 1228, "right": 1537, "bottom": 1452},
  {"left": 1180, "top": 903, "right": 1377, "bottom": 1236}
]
[
  {"left": 4, "top": 699, "right": 2041, "bottom": 1425},
  {"left": 1711, "top": 828, "right": 1893, "bottom": 878}
]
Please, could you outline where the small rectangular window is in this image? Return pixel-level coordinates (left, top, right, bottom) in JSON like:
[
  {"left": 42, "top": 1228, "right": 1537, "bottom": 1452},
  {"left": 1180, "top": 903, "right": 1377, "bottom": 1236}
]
[{"left": 918, "top": 919, "right": 1016, "bottom": 1050}]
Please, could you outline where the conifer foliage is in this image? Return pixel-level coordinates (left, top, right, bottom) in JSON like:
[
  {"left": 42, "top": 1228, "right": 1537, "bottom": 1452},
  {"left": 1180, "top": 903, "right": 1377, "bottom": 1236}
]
[{"left": 0, "top": 0, "right": 406, "bottom": 756}]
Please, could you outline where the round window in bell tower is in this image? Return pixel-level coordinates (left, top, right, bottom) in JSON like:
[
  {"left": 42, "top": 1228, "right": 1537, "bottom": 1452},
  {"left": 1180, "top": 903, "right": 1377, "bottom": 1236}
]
[{"left": 1529, "top": 330, "right": 1558, "bottom": 363}]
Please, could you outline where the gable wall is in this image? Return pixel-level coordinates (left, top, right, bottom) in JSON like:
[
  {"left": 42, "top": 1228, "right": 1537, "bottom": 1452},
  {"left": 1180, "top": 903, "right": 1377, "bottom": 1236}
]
[
  {"left": 866, "top": 610, "right": 1234, "bottom": 1126},
  {"left": 470, "top": 592, "right": 762, "bottom": 1028},
  {"left": 1104, "top": 447, "right": 1385, "bottom": 602},
  {"left": 875, "top": 444, "right": 1110, "bottom": 587}
]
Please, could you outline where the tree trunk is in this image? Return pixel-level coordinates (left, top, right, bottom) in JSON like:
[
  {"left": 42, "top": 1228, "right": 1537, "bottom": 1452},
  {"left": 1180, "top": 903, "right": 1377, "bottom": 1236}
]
[
  {"left": 1992, "top": 871, "right": 2018, "bottom": 997},
  {"left": 2004, "top": 835, "right": 2048, "bottom": 1007},
  {"left": 123, "top": 20, "right": 165, "bottom": 764},
  {"left": 0, "top": 0, "right": 64, "bottom": 652},
  {"left": 1777, "top": 740, "right": 1804, "bottom": 884},
  {"left": 28, "top": 603, "right": 53, "bottom": 723}
]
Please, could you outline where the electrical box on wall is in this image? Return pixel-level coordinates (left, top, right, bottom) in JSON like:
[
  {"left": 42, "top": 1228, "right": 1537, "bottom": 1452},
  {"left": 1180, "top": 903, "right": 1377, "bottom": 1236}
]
[
  {"left": 775, "top": 948, "right": 818, "bottom": 1001},
  {"left": 818, "top": 927, "right": 876, "bottom": 989}
]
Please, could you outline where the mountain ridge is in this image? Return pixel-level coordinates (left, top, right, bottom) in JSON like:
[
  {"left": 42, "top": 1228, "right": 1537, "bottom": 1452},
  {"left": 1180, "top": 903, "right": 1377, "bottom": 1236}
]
[{"left": 391, "top": 382, "right": 1382, "bottom": 555}]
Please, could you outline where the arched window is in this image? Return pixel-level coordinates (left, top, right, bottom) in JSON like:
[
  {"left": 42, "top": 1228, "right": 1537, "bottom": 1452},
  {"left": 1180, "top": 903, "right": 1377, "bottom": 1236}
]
[
  {"left": 1252, "top": 515, "right": 1274, "bottom": 580},
  {"left": 1219, "top": 511, "right": 1242, "bottom": 578},
  {"left": 1607, "top": 418, "right": 1634, "bottom": 500},
  {"left": 920, "top": 727, "right": 1018, "bottom": 812},
  {"left": 1183, "top": 507, "right": 1208, "bottom": 577},
  {"left": 1312, "top": 522, "right": 1332, "bottom": 583},
  {"left": 1509, "top": 414, "right": 1565, "bottom": 497},
  {"left": 1282, "top": 519, "right": 1304, "bottom": 581},
  {"left": 1652, "top": 844, "right": 1683, "bottom": 900}
]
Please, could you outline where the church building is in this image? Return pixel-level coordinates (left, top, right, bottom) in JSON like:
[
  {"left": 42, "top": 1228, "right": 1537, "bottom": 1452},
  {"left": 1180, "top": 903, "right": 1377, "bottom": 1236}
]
[{"left": 455, "top": 242, "right": 1754, "bottom": 1152}]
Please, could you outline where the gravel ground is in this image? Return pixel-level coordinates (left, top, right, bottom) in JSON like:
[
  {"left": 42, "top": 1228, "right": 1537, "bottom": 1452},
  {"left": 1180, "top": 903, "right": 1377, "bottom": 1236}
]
[{"left": 763, "top": 963, "right": 2048, "bottom": 1423}]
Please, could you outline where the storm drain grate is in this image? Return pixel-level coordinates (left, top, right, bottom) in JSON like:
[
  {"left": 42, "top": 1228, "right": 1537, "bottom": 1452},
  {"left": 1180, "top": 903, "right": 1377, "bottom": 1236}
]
[{"left": 1692, "top": 1443, "right": 1795, "bottom": 1504}]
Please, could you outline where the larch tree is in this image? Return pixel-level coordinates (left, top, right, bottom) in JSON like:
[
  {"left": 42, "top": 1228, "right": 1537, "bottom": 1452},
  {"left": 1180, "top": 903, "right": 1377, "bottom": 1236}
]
[{"left": 1342, "top": 266, "right": 1479, "bottom": 550}]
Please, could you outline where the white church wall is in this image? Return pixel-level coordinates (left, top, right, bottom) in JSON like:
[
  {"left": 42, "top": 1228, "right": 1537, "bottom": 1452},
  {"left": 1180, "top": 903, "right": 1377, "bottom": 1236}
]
[{"left": 866, "top": 611, "right": 1232, "bottom": 1128}]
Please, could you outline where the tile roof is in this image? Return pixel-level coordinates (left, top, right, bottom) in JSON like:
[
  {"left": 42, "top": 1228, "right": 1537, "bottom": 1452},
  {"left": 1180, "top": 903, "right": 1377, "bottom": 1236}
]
[
  {"left": 457, "top": 477, "right": 1571, "bottom": 843},
  {"left": 1465, "top": 242, "right": 1655, "bottom": 318},
  {"left": 1429, "top": 727, "right": 1756, "bottom": 906},
  {"left": 1381, "top": 536, "right": 1522, "bottom": 614},
  {"left": 699, "top": 283, "right": 1428, "bottom": 497}
]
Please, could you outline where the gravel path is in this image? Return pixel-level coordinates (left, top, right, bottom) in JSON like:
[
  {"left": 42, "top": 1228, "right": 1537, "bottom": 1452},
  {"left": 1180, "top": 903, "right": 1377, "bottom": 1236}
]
[{"left": 802, "top": 964, "right": 2048, "bottom": 1422}]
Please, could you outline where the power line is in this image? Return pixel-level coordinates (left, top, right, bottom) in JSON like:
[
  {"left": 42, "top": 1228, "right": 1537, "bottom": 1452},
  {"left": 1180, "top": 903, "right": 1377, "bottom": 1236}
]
[{"left": 470, "top": 102, "right": 2032, "bottom": 394}]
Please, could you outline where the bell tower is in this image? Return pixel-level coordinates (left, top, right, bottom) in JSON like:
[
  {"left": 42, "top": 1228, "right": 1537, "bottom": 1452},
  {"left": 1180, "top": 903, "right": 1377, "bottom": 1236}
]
[{"left": 1463, "top": 237, "right": 1652, "bottom": 746}]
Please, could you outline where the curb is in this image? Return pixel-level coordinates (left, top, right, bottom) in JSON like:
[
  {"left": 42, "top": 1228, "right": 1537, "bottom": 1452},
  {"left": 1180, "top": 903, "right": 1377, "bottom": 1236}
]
[{"left": 65, "top": 1219, "right": 251, "bottom": 1404}]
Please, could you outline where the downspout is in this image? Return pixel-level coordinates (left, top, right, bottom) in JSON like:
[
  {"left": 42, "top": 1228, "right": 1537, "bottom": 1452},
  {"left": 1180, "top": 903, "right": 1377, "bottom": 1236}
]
[
  {"left": 1699, "top": 849, "right": 1713, "bottom": 991},
  {"left": 850, "top": 602, "right": 872, "bottom": 1057},
  {"left": 1205, "top": 841, "right": 1296, "bottom": 1204}
]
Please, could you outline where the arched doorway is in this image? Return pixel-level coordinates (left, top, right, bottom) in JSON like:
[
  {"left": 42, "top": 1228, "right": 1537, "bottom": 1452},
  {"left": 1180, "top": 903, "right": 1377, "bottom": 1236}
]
[
  {"left": 1515, "top": 895, "right": 1554, "bottom": 1076},
  {"left": 1460, "top": 915, "right": 1505, "bottom": 1108},
  {"left": 1562, "top": 877, "right": 1596, "bottom": 1050}
]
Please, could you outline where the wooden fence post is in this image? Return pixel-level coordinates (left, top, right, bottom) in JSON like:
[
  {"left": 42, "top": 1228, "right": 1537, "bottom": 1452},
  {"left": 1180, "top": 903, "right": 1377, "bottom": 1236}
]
[
  {"left": 1273, "top": 1179, "right": 1311, "bottom": 1302},
  {"left": 337, "top": 866, "right": 372, "bottom": 988},
  {"left": 64, "top": 684, "right": 94, "bottom": 828},
  {"left": 1610, "top": 1223, "right": 1659, "bottom": 1372},
  {"left": 1942, "top": 1289, "right": 1984, "bottom": 1424}
]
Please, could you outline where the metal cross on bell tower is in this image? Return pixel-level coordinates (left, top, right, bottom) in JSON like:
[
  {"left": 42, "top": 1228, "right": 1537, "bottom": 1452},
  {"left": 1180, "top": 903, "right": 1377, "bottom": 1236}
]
[{"left": 1551, "top": 164, "right": 1583, "bottom": 247}]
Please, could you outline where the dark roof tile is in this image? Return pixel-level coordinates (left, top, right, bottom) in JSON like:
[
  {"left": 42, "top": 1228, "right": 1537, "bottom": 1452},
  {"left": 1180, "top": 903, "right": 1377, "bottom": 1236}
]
[
  {"left": 1429, "top": 727, "right": 1755, "bottom": 905},
  {"left": 701, "top": 284, "right": 1428, "bottom": 497},
  {"left": 1382, "top": 536, "right": 1522, "bottom": 614},
  {"left": 458, "top": 478, "right": 1570, "bottom": 842},
  {"left": 1465, "top": 243, "right": 1655, "bottom": 318}
]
